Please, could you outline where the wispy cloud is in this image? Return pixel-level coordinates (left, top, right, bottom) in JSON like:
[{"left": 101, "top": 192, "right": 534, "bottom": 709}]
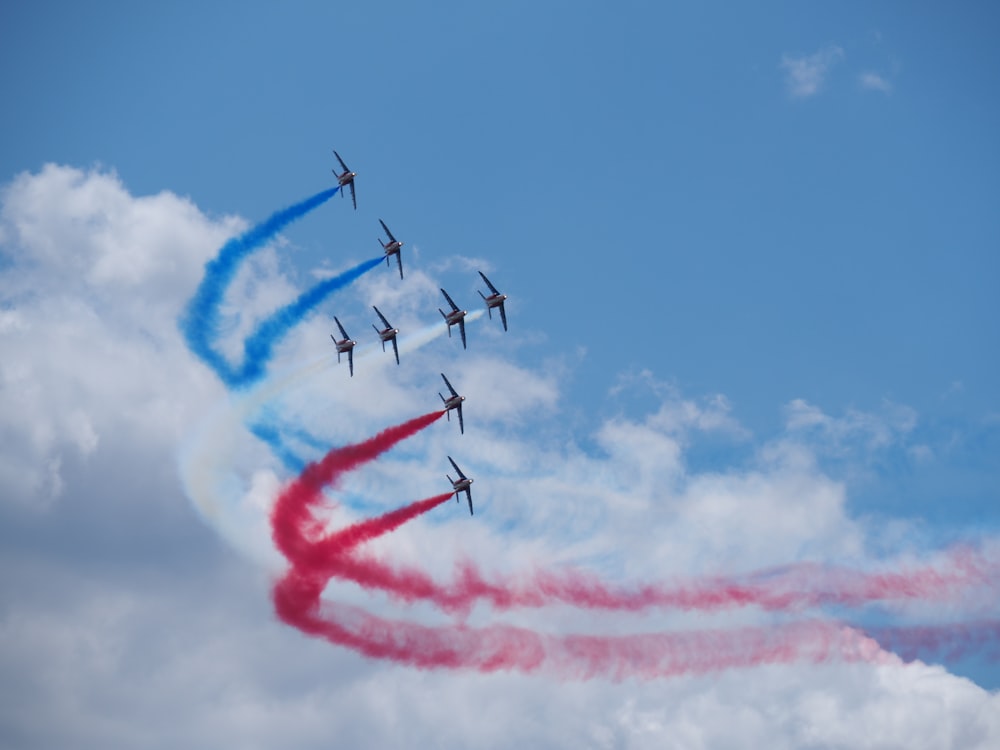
[
  {"left": 780, "top": 45, "right": 844, "bottom": 98},
  {"left": 859, "top": 71, "right": 892, "bottom": 93}
]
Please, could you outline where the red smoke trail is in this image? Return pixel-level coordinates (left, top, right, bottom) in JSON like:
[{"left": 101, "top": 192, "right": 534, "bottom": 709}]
[
  {"left": 268, "top": 413, "right": 999, "bottom": 677},
  {"left": 270, "top": 410, "right": 444, "bottom": 565},
  {"left": 273, "top": 570, "right": 882, "bottom": 678},
  {"left": 283, "top": 537, "right": 998, "bottom": 618}
]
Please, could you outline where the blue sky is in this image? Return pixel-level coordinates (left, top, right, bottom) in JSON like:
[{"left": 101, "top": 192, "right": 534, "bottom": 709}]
[{"left": 2, "top": 2, "right": 999, "bottom": 747}]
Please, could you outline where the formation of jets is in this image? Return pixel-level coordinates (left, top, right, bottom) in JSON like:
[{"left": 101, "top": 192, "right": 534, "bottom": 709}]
[{"left": 326, "top": 150, "right": 513, "bottom": 514}]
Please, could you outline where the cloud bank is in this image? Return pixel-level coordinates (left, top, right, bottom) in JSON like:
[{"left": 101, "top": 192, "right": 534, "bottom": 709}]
[{"left": 1, "top": 165, "right": 998, "bottom": 749}]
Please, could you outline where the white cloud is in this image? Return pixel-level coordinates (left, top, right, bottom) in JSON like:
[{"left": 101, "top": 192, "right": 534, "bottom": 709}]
[
  {"left": 860, "top": 71, "right": 893, "bottom": 93},
  {"left": 1, "top": 164, "right": 998, "bottom": 749},
  {"left": 780, "top": 45, "right": 844, "bottom": 98}
]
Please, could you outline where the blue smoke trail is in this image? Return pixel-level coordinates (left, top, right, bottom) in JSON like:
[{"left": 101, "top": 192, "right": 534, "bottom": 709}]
[
  {"left": 180, "top": 186, "right": 339, "bottom": 384},
  {"left": 236, "top": 256, "right": 383, "bottom": 386},
  {"left": 250, "top": 421, "right": 308, "bottom": 473}
]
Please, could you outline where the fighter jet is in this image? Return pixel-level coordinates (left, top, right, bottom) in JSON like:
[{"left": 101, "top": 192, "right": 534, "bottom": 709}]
[
  {"left": 439, "top": 373, "right": 465, "bottom": 434},
  {"left": 371, "top": 305, "right": 400, "bottom": 365},
  {"left": 446, "top": 456, "right": 474, "bottom": 515},
  {"left": 378, "top": 219, "right": 404, "bottom": 279},
  {"left": 477, "top": 271, "right": 508, "bottom": 332},
  {"left": 332, "top": 150, "right": 357, "bottom": 210},
  {"left": 439, "top": 288, "right": 468, "bottom": 349},
  {"left": 330, "top": 316, "right": 357, "bottom": 376}
]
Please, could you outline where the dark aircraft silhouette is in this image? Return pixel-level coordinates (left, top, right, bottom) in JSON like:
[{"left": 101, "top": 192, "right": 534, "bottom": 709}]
[
  {"left": 439, "top": 373, "right": 465, "bottom": 434},
  {"left": 332, "top": 150, "right": 357, "bottom": 210},
  {"left": 379, "top": 219, "right": 404, "bottom": 279},
  {"left": 447, "top": 456, "right": 474, "bottom": 515},
  {"left": 330, "top": 316, "right": 356, "bottom": 376},
  {"left": 477, "top": 271, "right": 508, "bottom": 332},
  {"left": 372, "top": 305, "right": 400, "bottom": 365},
  {"left": 439, "top": 288, "right": 468, "bottom": 349}
]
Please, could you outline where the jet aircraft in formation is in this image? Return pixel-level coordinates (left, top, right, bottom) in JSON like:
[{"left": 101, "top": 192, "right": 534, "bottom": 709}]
[
  {"left": 477, "top": 271, "right": 508, "bottom": 332},
  {"left": 332, "top": 150, "right": 357, "bottom": 210},
  {"left": 446, "top": 456, "right": 474, "bottom": 515},
  {"left": 379, "top": 219, "right": 405, "bottom": 279},
  {"left": 439, "top": 288, "right": 468, "bottom": 349},
  {"left": 330, "top": 316, "right": 357, "bottom": 376},
  {"left": 371, "top": 306, "right": 400, "bottom": 365},
  {"left": 326, "top": 150, "right": 518, "bottom": 513},
  {"left": 439, "top": 373, "right": 466, "bottom": 434}
]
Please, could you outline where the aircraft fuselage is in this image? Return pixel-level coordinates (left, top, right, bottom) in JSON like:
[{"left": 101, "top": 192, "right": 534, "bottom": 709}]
[{"left": 376, "top": 326, "right": 398, "bottom": 342}]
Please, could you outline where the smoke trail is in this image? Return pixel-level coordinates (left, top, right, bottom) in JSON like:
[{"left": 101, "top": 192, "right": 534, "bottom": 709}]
[
  {"left": 270, "top": 491, "right": 997, "bottom": 677},
  {"left": 250, "top": 421, "right": 307, "bottom": 473},
  {"left": 276, "top": 521, "right": 999, "bottom": 618},
  {"left": 265, "top": 483, "right": 1000, "bottom": 680},
  {"left": 179, "top": 186, "right": 339, "bottom": 385},
  {"left": 271, "top": 411, "right": 445, "bottom": 564},
  {"left": 273, "top": 569, "right": 882, "bottom": 678},
  {"left": 234, "top": 255, "right": 384, "bottom": 387},
  {"left": 265, "top": 414, "right": 999, "bottom": 677}
]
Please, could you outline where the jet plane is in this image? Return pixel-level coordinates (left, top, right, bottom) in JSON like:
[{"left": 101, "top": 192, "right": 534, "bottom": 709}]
[
  {"left": 439, "top": 288, "right": 468, "bottom": 349},
  {"left": 330, "top": 316, "right": 357, "bottom": 376},
  {"left": 332, "top": 150, "right": 357, "bottom": 210},
  {"left": 446, "top": 455, "right": 474, "bottom": 515},
  {"left": 477, "top": 271, "right": 508, "bottom": 332},
  {"left": 378, "top": 219, "right": 405, "bottom": 279},
  {"left": 371, "top": 305, "right": 400, "bottom": 365},
  {"left": 439, "top": 373, "right": 465, "bottom": 434}
]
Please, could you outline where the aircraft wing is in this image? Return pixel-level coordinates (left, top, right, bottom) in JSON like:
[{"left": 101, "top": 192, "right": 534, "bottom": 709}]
[
  {"left": 396, "top": 251, "right": 403, "bottom": 280},
  {"left": 390, "top": 336, "right": 399, "bottom": 365},
  {"left": 458, "top": 318, "right": 467, "bottom": 350},
  {"left": 333, "top": 150, "right": 349, "bottom": 173},
  {"left": 478, "top": 270, "right": 500, "bottom": 295},
  {"left": 440, "top": 373, "right": 458, "bottom": 397},
  {"left": 499, "top": 301, "right": 508, "bottom": 332},
  {"left": 373, "top": 305, "right": 391, "bottom": 328},
  {"left": 466, "top": 489, "right": 473, "bottom": 516},
  {"left": 379, "top": 219, "right": 396, "bottom": 243},
  {"left": 440, "top": 288, "right": 459, "bottom": 312},
  {"left": 347, "top": 348, "right": 354, "bottom": 377},
  {"left": 334, "top": 316, "right": 349, "bottom": 340},
  {"left": 447, "top": 456, "right": 467, "bottom": 480},
  {"left": 457, "top": 402, "right": 464, "bottom": 435},
  {"left": 349, "top": 182, "right": 357, "bottom": 210}
]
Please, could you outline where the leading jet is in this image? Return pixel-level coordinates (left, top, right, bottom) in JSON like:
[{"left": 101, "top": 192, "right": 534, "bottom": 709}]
[
  {"left": 439, "top": 288, "right": 468, "bottom": 349},
  {"left": 379, "top": 219, "right": 405, "bottom": 279},
  {"left": 439, "top": 372, "right": 465, "bottom": 434},
  {"left": 371, "top": 305, "right": 400, "bottom": 365},
  {"left": 330, "top": 316, "right": 357, "bottom": 376},
  {"left": 477, "top": 271, "right": 508, "bottom": 332},
  {"left": 332, "top": 150, "right": 357, "bottom": 210},
  {"left": 446, "top": 456, "right": 474, "bottom": 515}
]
